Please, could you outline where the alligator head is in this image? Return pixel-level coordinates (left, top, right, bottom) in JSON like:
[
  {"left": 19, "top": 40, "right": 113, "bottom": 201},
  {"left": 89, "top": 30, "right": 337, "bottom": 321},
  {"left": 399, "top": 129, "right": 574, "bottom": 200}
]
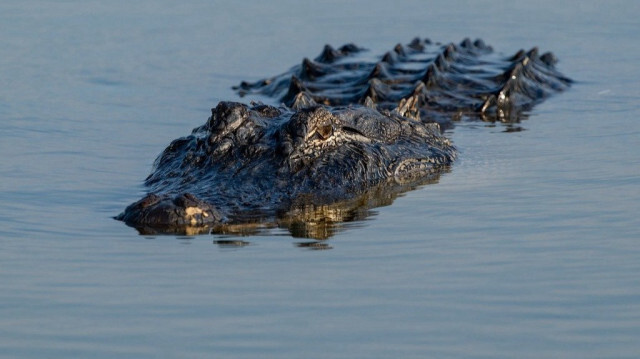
[{"left": 116, "top": 101, "right": 455, "bottom": 235}]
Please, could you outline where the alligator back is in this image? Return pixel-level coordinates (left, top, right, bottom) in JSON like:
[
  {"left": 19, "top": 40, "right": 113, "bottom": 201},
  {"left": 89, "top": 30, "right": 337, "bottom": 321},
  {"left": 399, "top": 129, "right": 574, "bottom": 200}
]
[{"left": 234, "top": 37, "right": 571, "bottom": 125}]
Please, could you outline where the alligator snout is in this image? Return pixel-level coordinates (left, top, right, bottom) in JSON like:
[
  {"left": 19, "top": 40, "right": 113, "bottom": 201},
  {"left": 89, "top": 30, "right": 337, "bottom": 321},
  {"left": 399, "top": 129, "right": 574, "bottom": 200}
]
[{"left": 116, "top": 193, "right": 222, "bottom": 228}]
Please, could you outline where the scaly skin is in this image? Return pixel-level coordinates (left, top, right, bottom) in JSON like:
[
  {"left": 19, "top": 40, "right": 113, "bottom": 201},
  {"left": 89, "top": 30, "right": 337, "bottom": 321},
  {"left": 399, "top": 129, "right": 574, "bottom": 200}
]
[
  {"left": 117, "top": 101, "right": 455, "bottom": 235},
  {"left": 117, "top": 37, "right": 570, "bottom": 237},
  {"left": 235, "top": 37, "right": 571, "bottom": 125}
]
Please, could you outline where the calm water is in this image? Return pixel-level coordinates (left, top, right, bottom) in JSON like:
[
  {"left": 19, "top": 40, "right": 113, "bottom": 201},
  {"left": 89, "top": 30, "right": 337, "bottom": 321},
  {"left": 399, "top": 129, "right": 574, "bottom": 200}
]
[{"left": 1, "top": 1, "right": 639, "bottom": 358}]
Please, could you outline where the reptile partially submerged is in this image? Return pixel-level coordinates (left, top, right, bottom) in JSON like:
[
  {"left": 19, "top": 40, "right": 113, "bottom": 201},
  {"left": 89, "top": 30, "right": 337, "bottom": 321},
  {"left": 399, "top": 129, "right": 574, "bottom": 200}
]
[{"left": 117, "top": 37, "right": 570, "bottom": 237}]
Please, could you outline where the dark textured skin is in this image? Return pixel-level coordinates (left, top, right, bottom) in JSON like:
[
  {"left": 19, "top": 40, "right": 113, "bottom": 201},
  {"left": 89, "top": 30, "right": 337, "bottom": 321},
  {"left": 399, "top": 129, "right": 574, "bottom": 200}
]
[
  {"left": 117, "top": 101, "right": 455, "bottom": 236},
  {"left": 117, "top": 37, "right": 570, "bottom": 237},
  {"left": 235, "top": 37, "right": 571, "bottom": 126}
]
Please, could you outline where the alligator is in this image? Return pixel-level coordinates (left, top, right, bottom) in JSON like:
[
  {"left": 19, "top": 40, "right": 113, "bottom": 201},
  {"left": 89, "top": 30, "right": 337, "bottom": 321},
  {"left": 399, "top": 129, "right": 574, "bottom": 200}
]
[{"left": 117, "top": 37, "right": 570, "bottom": 238}]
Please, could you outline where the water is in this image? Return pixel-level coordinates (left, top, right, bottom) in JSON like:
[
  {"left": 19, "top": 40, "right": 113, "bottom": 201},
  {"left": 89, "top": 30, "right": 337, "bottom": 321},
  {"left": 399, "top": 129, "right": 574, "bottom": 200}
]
[{"left": 1, "top": 1, "right": 639, "bottom": 358}]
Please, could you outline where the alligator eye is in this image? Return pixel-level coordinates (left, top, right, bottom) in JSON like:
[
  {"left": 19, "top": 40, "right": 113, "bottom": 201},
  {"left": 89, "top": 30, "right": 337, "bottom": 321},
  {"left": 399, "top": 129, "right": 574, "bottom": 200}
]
[{"left": 317, "top": 124, "right": 333, "bottom": 139}]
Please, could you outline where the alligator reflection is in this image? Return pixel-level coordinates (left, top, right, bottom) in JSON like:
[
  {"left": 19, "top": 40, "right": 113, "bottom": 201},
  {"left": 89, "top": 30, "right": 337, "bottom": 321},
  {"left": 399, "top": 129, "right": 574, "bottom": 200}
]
[
  {"left": 213, "top": 240, "right": 251, "bottom": 248},
  {"left": 131, "top": 170, "right": 445, "bottom": 241}
]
